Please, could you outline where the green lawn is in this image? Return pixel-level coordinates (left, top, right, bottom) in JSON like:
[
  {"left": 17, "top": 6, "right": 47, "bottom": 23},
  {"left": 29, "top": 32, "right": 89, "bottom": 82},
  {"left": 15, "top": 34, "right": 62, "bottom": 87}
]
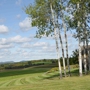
[{"left": 0, "top": 65, "right": 90, "bottom": 90}]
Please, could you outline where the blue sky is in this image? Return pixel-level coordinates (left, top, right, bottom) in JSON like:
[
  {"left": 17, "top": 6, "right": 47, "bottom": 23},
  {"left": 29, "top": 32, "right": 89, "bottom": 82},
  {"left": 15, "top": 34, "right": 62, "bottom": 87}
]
[{"left": 0, "top": 0, "right": 78, "bottom": 62}]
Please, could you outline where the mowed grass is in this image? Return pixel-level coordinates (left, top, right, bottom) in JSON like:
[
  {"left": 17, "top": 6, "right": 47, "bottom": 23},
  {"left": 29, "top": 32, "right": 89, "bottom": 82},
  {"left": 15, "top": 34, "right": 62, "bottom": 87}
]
[{"left": 0, "top": 65, "right": 90, "bottom": 90}]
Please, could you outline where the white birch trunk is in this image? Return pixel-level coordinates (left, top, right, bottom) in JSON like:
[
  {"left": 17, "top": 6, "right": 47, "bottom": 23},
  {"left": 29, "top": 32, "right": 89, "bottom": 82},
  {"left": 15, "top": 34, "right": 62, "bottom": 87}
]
[
  {"left": 62, "top": 18, "right": 71, "bottom": 76},
  {"left": 58, "top": 0, "right": 66, "bottom": 77},
  {"left": 55, "top": 28, "right": 62, "bottom": 78},
  {"left": 50, "top": 3, "right": 62, "bottom": 78},
  {"left": 82, "top": 21, "right": 87, "bottom": 74},
  {"left": 77, "top": 3, "right": 82, "bottom": 76},
  {"left": 79, "top": 37, "right": 82, "bottom": 76},
  {"left": 58, "top": 29, "right": 66, "bottom": 77},
  {"left": 83, "top": 40, "right": 87, "bottom": 74}
]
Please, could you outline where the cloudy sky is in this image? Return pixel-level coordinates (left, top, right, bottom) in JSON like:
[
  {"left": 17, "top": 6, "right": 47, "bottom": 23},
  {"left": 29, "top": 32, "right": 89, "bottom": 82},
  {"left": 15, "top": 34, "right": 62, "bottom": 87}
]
[{"left": 0, "top": 0, "right": 78, "bottom": 62}]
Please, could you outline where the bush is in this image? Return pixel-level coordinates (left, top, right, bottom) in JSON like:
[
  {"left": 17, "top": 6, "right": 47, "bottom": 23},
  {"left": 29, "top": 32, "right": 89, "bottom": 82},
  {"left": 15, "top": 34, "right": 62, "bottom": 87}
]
[{"left": 46, "top": 67, "right": 58, "bottom": 73}]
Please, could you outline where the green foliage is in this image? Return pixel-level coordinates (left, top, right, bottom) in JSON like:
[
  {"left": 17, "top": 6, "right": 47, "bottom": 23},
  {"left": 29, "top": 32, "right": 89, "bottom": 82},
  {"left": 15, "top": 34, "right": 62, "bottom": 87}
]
[
  {"left": 70, "top": 0, "right": 81, "bottom": 4},
  {"left": 68, "top": 0, "right": 90, "bottom": 44},
  {"left": 25, "top": 0, "right": 67, "bottom": 38},
  {"left": 25, "top": 0, "right": 53, "bottom": 38},
  {"left": 70, "top": 49, "right": 79, "bottom": 64},
  {"left": 46, "top": 67, "right": 58, "bottom": 73}
]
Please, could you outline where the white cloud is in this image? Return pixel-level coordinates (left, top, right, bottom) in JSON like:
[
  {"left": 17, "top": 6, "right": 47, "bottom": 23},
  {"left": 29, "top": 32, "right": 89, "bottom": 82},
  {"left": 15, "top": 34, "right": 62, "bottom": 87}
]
[
  {"left": 0, "top": 38, "right": 8, "bottom": 45},
  {"left": 0, "top": 49, "right": 14, "bottom": 61},
  {"left": 21, "top": 51, "right": 30, "bottom": 57},
  {"left": 21, "top": 41, "right": 56, "bottom": 55},
  {"left": 16, "top": 0, "right": 22, "bottom": 5},
  {"left": 16, "top": 14, "right": 21, "bottom": 19},
  {"left": 21, "top": 42, "right": 49, "bottom": 49},
  {"left": 21, "top": 43, "right": 32, "bottom": 48},
  {"left": 0, "top": 43, "right": 14, "bottom": 49},
  {"left": 0, "top": 29, "right": 78, "bottom": 61},
  {"left": 42, "top": 45, "right": 55, "bottom": 52},
  {"left": 19, "top": 17, "right": 32, "bottom": 31},
  {"left": 33, "top": 42, "right": 48, "bottom": 47},
  {"left": 10, "top": 35, "right": 31, "bottom": 43},
  {"left": 0, "top": 25, "right": 9, "bottom": 33},
  {"left": 0, "top": 35, "right": 32, "bottom": 50}
]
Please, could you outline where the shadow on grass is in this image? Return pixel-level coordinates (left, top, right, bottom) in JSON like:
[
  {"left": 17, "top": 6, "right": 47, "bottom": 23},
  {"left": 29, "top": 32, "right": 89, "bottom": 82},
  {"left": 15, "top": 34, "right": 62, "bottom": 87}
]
[
  {"left": 43, "top": 69, "right": 80, "bottom": 80},
  {"left": 70, "top": 69, "right": 79, "bottom": 76},
  {"left": 43, "top": 73, "right": 60, "bottom": 80}
]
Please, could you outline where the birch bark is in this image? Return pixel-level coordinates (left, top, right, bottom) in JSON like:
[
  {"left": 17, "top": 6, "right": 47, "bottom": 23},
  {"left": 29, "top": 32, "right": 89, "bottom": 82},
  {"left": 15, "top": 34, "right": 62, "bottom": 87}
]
[
  {"left": 77, "top": 3, "right": 82, "bottom": 76},
  {"left": 83, "top": 40, "right": 87, "bottom": 74},
  {"left": 50, "top": 3, "right": 62, "bottom": 78},
  {"left": 62, "top": 18, "right": 71, "bottom": 76},
  {"left": 58, "top": 28, "right": 66, "bottom": 77}
]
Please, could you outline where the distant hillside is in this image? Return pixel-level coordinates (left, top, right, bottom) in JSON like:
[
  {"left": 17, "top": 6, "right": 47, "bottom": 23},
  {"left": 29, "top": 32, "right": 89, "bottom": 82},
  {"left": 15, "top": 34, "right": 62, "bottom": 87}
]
[{"left": 0, "top": 61, "right": 14, "bottom": 64}]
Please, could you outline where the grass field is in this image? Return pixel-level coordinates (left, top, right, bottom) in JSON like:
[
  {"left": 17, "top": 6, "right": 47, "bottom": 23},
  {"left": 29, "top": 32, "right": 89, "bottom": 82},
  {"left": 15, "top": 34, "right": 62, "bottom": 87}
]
[{"left": 0, "top": 65, "right": 90, "bottom": 90}]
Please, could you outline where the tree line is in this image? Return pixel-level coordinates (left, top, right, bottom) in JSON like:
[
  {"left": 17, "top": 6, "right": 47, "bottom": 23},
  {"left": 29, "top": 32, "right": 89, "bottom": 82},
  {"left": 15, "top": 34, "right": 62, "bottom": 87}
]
[{"left": 0, "top": 56, "right": 78, "bottom": 70}]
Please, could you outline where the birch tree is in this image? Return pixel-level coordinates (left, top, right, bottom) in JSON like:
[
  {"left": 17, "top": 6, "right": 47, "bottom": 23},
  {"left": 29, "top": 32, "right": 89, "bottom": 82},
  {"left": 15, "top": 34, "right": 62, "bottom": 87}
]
[
  {"left": 69, "top": 0, "right": 90, "bottom": 76},
  {"left": 58, "top": 0, "right": 71, "bottom": 76},
  {"left": 49, "top": 0, "right": 67, "bottom": 77},
  {"left": 25, "top": 0, "right": 63, "bottom": 78},
  {"left": 63, "top": 18, "right": 71, "bottom": 76},
  {"left": 50, "top": 2, "right": 62, "bottom": 78},
  {"left": 68, "top": 1, "right": 83, "bottom": 76}
]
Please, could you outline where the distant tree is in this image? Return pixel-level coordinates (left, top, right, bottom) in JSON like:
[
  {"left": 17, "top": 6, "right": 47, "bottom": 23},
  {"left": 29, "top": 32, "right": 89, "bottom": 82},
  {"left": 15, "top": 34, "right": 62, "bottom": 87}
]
[
  {"left": 28, "top": 61, "right": 32, "bottom": 66},
  {"left": 71, "top": 49, "right": 79, "bottom": 64}
]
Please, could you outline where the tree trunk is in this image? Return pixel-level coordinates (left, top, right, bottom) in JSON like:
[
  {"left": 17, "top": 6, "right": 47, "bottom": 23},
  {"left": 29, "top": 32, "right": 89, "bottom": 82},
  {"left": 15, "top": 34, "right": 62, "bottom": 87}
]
[
  {"left": 62, "top": 18, "right": 71, "bottom": 76},
  {"left": 83, "top": 40, "right": 87, "bottom": 74},
  {"left": 54, "top": 28, "right": 62, "bottom": 79},
  {"left": 57, "top": 0, "right": 66, "bottom": 77},
  {"left": 50, "top": 3, "right": 62, "bottom": 78},
  {"left": 82, "top": 22, "right": 87, "bottom": 74},
  {"left": 77, "top": 3, "right": 83, "bottom": 76},
  {"left": 58, "top": 29, "right": 66, "bottom": 77},
  {"left": 79, "top": 37, "right": 82, "bottom": 76}
]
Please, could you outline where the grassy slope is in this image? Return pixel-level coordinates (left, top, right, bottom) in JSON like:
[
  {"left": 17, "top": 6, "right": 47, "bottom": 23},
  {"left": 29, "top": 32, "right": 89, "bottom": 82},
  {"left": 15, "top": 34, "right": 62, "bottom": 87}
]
[{"left": 0, "top": 65, "right": 90, "bottom": 90}]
